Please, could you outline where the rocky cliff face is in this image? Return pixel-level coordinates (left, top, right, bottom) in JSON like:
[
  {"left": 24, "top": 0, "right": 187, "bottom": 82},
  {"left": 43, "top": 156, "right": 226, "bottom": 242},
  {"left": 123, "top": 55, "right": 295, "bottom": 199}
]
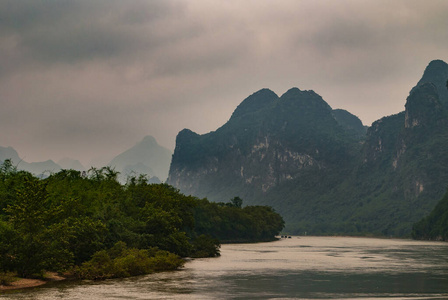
[
  {"left": 168, "top": 59, "right": 448, "bottom": 236},
  {"left": 168, "top": 87, "right": 364, "bottom": 201},
  {"left": 349, "top": 60, "right": 448, "bottom": 235}
]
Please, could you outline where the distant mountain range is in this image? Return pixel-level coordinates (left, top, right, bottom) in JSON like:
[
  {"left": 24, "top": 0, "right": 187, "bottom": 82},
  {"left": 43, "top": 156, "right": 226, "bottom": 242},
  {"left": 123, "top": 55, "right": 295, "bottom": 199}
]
[
  {"left": 2, "top": 60, "right": 447, "bottom": 237},
  {"left": 0, "top": 146, "right": 67, "bottom": 176},
  {"left": 58, "top": 157, "right": 86, "bottom": 171},
  {"left": 0, "top": 135, "right": 172, "bottom": 183},
  {"left": 167, "top": 59, "right": 448, "bottom": 237},
  {"left": 107, "top": 135, "right": 172, "bottom": 183}
]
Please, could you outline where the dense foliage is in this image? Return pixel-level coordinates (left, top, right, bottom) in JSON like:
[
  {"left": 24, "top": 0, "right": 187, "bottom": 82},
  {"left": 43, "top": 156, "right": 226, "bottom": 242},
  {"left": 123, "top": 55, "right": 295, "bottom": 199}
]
[
  {"left": 72, "top": 241, "right": 185, "bottom": 280},
  {"left": 412, "top": 188, "right": 448, "bottom": 241},
  {"left": 0, "top": 161, "right": 284, "bottom": 279},
  {"left": 193, "top": 197, "right": 285, "bottom": 243}
]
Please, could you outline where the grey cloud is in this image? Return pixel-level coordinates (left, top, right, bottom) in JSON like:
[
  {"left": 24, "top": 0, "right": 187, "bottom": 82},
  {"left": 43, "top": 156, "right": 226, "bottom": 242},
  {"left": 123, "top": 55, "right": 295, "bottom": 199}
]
[
  {"left": 0, "top": 1, "right": 179, "bottom": 33},
  {"left": 1, "top": 0, "right": 448, "bottom": 164},
  {"left": 282, "top": 0, "right": 448, "bottom": 84},
  {"left": 0, "top": 0, "right": 186, "bottom": 65},
  {"left": 0, "top": 0, "right": 247, "bottom": 80}
]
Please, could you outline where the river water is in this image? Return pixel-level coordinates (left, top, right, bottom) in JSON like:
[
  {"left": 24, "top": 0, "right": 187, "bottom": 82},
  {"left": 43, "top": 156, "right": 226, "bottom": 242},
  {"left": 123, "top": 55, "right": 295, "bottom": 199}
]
[{"left": 1, "top": 237, "right": 448, "bottom": 299}]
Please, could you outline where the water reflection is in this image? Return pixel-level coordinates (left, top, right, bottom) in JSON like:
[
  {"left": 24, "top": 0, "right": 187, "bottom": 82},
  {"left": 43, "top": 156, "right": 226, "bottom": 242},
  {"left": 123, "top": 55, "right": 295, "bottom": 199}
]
[{"left": 1, "top": 237, "right": 448, "bottom": 299}]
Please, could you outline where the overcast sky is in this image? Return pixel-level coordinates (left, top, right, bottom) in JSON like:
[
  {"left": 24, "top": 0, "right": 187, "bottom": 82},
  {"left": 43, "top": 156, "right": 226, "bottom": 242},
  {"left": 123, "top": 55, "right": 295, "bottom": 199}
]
[{"left": 1, "top": 0, "right": 448, "bottom": 166}]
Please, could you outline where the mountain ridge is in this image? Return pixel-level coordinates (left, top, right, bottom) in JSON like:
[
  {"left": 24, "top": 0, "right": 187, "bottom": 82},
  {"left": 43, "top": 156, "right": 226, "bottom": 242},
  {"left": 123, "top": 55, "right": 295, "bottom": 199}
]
[
  {"left": 168, "top": 59, "right": 448, "bottom": 236},
  {"left": 0, "top": 135, "right": 172, "bottom": 182},
  {"left": 0, "top": 147, "right": 63, "bottom": 176},
  {"left": 108, "top": 135, "right": 172, "bottom": 182},
  {"left": 168, "top": 86, "right": 364, "bottom": 200}
]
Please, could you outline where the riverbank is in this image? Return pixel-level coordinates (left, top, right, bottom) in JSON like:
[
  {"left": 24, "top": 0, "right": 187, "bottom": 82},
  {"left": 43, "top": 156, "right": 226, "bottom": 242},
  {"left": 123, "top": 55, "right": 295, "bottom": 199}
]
[
  {"left": 3, "top": 237, "right": 447, "bottom": 299},
  {"left": 0, "top": 272, "right": 66, "bottom": 291}
]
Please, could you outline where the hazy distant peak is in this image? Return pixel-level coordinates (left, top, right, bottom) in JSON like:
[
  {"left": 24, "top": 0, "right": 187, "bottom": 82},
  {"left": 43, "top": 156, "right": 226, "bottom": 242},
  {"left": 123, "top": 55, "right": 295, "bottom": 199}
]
[
  {"left": 33, "top": 159, "right": 60, "bottom": 167},
  {"left": 108, "top": 135, "right": 172, "bottom": 182},
  {"left": 58, "top": 157, "right": 86, "bottom": 171},
  {"left": 140, "top": 135, "right": 158, "bottom": 146},
  {"left": 0, "top": 146, "right": 21, "bottom": 162},
  {"left": 0, "top": 146, "right": 18, "bottom": 153}
]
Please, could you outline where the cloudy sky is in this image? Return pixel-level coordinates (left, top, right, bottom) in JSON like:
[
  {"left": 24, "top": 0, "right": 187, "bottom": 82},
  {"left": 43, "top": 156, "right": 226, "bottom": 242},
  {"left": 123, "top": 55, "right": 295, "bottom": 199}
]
[{"left": 1, "top": 0, "right": 448, "bottom": 166}]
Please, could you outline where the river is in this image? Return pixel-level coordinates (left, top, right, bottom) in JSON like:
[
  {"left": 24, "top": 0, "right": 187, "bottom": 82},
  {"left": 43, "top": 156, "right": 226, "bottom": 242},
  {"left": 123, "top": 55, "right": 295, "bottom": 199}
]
[{"left": 1, "top": 237, "right": 447, "bottom": 299}]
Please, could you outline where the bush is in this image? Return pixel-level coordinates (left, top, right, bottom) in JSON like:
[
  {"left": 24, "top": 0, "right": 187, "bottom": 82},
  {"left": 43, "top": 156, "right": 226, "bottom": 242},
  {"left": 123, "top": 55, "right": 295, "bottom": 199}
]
[
  {"left": 114, "top": 248, "right": 153, "bottom": 277},
  {"left": 0, "top": 272, "right": 16, "bottom": 286},
  {"left": 73, "top": 250, "right": 114, "bottom": 280},
  {"left": 191, "top": 235, "right": 220, "bottom": 258},
  {"left": 73, "top": 242, "right": 184, "bottom": 280},
  {"left": 147, "top": 250, "right": 185, "bottom": 271}
]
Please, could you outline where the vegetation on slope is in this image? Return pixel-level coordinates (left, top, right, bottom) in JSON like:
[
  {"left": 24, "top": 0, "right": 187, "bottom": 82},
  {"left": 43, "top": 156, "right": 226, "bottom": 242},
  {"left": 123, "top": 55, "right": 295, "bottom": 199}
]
[
  {"left": 412, "top": 188, "right": 448, "bottom": 241},
  {"left": 167, "top": 60, "right": 448, "bottom": 237},
  {"left": 0, "top": 160, "right": 284, "bottom": 282}
]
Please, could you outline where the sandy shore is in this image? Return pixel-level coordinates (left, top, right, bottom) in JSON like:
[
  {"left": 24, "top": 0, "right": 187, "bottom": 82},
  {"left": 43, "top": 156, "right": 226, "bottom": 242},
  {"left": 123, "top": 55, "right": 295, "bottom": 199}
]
[{"left": 0, "top": 272, "right": 66, "bottom": 291}]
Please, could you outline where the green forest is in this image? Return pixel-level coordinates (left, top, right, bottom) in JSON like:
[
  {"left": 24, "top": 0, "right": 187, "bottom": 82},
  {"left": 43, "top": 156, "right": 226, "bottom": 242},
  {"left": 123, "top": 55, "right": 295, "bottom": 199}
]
[
  {"left": 412, "top": 187, "right": 448, "bottom": 241},
  {"left": 0, "top": 160, "right": 284, "bottom": 282}
]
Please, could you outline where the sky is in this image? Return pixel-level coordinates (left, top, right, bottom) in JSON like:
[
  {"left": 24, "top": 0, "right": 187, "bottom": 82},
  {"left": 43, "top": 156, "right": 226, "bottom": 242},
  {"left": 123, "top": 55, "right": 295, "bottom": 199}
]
[{"left": 1, "top": 0, "right": 448, "bottom": 167}]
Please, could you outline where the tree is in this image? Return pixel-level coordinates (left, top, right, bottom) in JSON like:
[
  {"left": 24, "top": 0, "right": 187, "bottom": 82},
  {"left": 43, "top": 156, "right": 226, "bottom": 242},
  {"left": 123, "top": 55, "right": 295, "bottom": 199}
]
[
  {"left": 5, "top": 177, "right": 49, "bottom": 234},
  {"left": 0, "top": 220, "right": 16, "bottom": 272},
  {"left": 230, "top": 196, "right": 243, "bottom": 208},
  {"left": 0, "top": 163, "right": 284, "bottom": 279},
  {"left": 0, "top": 159, "right": 17, "bottom": 178},
  {"left": 4, "top": 177, "right": 75, "bottom": 276}
]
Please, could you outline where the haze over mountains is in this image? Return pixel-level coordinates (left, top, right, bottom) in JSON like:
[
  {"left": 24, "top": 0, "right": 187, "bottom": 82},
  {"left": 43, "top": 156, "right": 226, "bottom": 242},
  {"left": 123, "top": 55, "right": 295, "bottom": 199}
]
[
  {"left": 2, "top": 59, "right": 448, "bottom": 237},
  {"left": 0, "top": 146, "right": 63, "bottom": 176},
  {"left": 168, "top": 59, "right": 448, "bottom": 236},
  {"left": 0, "top": 135, "right": 172, "bottom": 182},
  {"left": 107, "top": 136, "right": 172, "bottom": 182}
]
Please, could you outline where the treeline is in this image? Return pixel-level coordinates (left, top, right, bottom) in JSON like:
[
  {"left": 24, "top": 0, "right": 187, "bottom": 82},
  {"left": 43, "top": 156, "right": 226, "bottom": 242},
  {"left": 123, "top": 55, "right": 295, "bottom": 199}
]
[
  {"left": 412, "top": 188, "right": 448, "bottom": 241},
  {"left": 0, "top": 160, "right": 284, "bottom": 280},
  {"left": 194, "top": 197, "right": 285, "bottom": 243}
]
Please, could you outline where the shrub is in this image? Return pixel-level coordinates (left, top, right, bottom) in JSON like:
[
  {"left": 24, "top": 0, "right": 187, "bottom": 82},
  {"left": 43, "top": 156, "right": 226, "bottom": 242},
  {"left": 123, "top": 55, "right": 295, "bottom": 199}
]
[
  {"left": 0, "top": 272, "right": 16, "bottom": 286},
  {"left": 147, "top": 250, "right": 185, "bottom": 271},
  {"left": 73, "top": 242, "right": 184, "bottom": 280},
  {"left": 191, "top": 234, "right": 220, "bottom": 258}
]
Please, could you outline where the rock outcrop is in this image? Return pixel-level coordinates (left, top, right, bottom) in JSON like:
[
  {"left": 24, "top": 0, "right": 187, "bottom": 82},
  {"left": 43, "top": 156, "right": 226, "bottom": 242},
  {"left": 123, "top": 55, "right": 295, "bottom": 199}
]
[{"left": 168, "top": 60, "right": 448, "bottom": 236}]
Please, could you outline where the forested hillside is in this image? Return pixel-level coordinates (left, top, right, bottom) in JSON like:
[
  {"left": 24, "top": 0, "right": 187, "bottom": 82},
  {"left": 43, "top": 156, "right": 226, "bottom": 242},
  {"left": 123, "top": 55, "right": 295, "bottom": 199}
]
[
  {"left": 0, "top": 160, "right": 283, "bottom": 280},
  {"left": 168, "top": 59, "right": 448, "bottom": 237},
  {"left": 412, "top": 189, "right": 448, "bottom": 241}
]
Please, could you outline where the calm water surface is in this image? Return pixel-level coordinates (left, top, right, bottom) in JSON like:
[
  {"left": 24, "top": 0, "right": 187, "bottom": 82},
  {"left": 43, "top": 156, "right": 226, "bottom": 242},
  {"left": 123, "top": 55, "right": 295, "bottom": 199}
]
[{"left": 1, "top": 237, "right": 448, "bottom": 299}]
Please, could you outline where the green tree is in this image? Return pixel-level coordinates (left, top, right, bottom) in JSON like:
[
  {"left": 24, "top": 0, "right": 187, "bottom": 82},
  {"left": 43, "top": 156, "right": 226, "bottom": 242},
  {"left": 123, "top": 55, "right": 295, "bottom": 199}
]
[
  {"left": 230, "top": 196, "right": 243, "bottom": 208},
  {"left": 0, "top": 161, "right": 284, "bottom": 279},
  {"left": 3, "top": 177, "right": 75, "bottom": 276},
  {"left": 412, "top": 188, "right": 448, "bottom": 241},
  {"left": 0, "top": 220, "right": 16, "bottom": 272}
]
